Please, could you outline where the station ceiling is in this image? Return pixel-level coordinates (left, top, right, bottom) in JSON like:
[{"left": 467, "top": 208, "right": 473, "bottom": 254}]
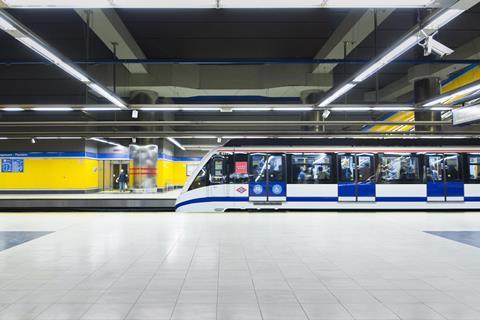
[{"left": 1, "top": 2, "right": 480, "bottom": 149}]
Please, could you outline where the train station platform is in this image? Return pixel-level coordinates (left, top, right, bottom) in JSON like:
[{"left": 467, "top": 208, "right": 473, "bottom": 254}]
[{"left": 0, "top": 190, "right": 181, "bottom": 211}]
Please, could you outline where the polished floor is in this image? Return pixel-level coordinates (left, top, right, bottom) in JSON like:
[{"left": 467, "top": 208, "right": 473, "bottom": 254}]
[{"left": 1, "top": 212, "right": 480, "bottom": 320}]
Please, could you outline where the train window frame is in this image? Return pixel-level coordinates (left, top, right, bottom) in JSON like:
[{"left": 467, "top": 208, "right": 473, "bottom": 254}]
[
  {"left": 229, "top": 152, "right": 249, "bottom": 184},
  {"left": 377, "top": 153, "right": 421, "bottom": 184},
  {"left": 188, "top": 163, "right": 208, "bottom": 191},
  {"left": 290, "top": 153, "right": 334, "bottom": 184},
  {"left": 467, "top": 154, "right": 480, "bottom": 183}
]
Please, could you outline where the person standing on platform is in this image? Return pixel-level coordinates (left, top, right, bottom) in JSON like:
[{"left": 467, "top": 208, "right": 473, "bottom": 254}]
[{"left": 117, "top": 169, "right": 128, "bottom": 192}]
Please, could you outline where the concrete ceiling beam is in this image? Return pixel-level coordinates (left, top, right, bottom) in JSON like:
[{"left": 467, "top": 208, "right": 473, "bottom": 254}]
[
  {"left": 76, "top": 9, "right": 148, "bottom": 75},
  {"left": 312, "top": 8, "right": 394, "bottom": 75}
]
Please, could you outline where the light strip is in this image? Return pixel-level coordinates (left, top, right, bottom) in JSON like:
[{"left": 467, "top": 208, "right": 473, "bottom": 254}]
[
  {"left": 423, "top": 82, "right": 480, "bottom": 107},
  {"left": 2, "top": 0, "right": 438, "bottom": 8},
  {"left": 232, "top": 107, "right": 272, "bottom": 111},
  {"left": 430, "top": 106, "right": 452, "bottom": 111},
  {"left": 90, "top": 137, "right": 123, "bottom": 147},
  {"left": 317, "top": 7, "right": 466, "bottom": 107},
  {"left": 2, "top": 107, "right": 24, "bottom": 111},
  {"left": 0, "top": 10, "right": 127, "bottom": 109},
  {"left": 82, "top": 107, "right": 121, "bottom": 111},
  {"left": 371, "top": 107, "right": 415, "bottom": 111},
  {"left": 140, "top": 107, "right": 181, "bottom": 111},
  {"left": 318, "top": 83, "right": 357, "bottom": 107},
  {"left": 181, "top": 107, "right": 222, "bottom": 111},
  {"left": 0, "top": 15, "right": 16, "bottom": 31},
  {"left": 331, "top": 107, "right": 372, "bottom": 111},
  {"left": 88, "top": 84, "right": 126, "bottom": 108},
  {"left": 32, "top": 107, "right": 73, "bottom": 111},
  {"left": 273, "top": 107, "right": 314, "bottom": 111},
  {"left": 167, "top": 137, "right": 186, "bottom": 151}
]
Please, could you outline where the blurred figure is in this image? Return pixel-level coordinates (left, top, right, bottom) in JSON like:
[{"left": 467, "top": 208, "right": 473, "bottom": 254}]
[{"left": 117, "top": 169, "right": 128, "bottom": 192}]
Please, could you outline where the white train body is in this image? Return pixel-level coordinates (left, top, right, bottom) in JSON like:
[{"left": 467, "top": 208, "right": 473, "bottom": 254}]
[{"left": 175, "top": 139, "right": 480, "bottom": 212}]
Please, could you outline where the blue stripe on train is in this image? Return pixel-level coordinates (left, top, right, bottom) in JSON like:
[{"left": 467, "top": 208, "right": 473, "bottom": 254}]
[{"left": 175, "top": 196, "right": 443, "bottom": 209}]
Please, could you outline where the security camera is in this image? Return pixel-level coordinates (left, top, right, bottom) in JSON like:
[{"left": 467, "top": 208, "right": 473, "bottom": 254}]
[{"left": 423, "top": 36, "right": 454, "bottom": 57}]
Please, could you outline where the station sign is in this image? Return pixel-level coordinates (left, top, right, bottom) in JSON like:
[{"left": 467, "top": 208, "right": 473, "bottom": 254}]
[{"left": 1, "top": 159, "right": 24, "bottom": 173}]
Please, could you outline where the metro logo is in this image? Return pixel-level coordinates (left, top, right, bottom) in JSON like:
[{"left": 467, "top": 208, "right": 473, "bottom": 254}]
[{"left": 236, "top": 186, "right": 247, "bottom": 194}]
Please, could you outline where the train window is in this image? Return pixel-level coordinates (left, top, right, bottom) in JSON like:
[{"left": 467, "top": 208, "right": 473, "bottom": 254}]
[
  {"left": 468, "top": 155, "right": 480, "bottom": 182},
  {"left": 445, "top": 154, "right": 462, "bottom": 181},
  {"left": 339, "top": 155, "right": 355, "bottom": 182},
  {"left": 229, "top": 153, "right": 249, "bottom": 184},
  {"left": 189, "top": 165, "right": 207, "bottom": 191},
  {"left": 357, "top": 156, "right": 374, "bottom": 182},
  {"left": 291, "top": 153, "right": 332, "bottom": 184},
  {"left": 249, "top": 154, "right": 267, "bottom": 182},
  {"left": 426, "top": 155, "right": 444, "bottom": 182},
  {"left": 378, "top": 154, "right": 420, "bottom": 184},
  {"left": 209, "top": 155, "right": 226, "bottom": 185},
  {"left": 268, "top": 155, "right": 285, "bottom": 182}
]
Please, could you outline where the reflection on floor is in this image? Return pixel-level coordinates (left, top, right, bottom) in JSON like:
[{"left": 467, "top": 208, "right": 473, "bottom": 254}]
[
  {"left": 0, "top": 189, "right": 181, "bottom": 200},
  {"left": 0, "top": 231, "right": 52, "bottom": 252},
  {"left": 425, "top": 230, "right": 480, "bottom": 249},
  {"left": 1, "top": 212, "right": 480, "bottom": 320}
]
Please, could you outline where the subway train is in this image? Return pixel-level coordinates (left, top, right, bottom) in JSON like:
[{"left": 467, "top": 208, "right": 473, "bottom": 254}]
[{"left": 175, "top": 138, "right": 480, "bottom": 212}]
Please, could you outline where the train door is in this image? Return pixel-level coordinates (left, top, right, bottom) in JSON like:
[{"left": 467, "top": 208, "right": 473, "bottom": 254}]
[
  {"left": 207, "top": 154, "right": 229, "bottom": 198},
  {"left": 426, "top": 153, "right": 464, "bottom": 201},
  {"left": 248, "top": 153, "right": 286, "bottom": 202},
  {"left": 338, "top": 153, "right": 376, "bottom": 202}
]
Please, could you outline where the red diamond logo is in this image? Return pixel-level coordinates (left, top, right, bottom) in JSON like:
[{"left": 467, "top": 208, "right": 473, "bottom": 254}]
[{"left": 236, "top": 187, "right": 247, "bottom": 194}]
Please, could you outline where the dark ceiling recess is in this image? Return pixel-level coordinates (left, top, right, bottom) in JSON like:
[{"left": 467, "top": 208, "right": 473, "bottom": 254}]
[{"left": 116, "top": 9, "right": 349, "bottom": 59}]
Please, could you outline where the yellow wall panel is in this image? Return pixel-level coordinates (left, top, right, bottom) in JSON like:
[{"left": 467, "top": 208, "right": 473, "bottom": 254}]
[
  {"left": 442, "top": 66, "right": 480, "bottom": 94},
  {"left": 0, "top": 158, "right": 99, "bottom": 190}
]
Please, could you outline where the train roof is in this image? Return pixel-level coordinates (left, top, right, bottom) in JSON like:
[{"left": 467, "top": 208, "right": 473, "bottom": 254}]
[{"left": 223, "top": 138, "right": 480, "bottom": 148}]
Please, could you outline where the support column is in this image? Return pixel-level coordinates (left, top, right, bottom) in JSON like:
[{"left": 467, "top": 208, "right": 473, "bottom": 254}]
[
  {"left": 414, "top": 78, "right": 441, "bottom": 132},
  {"left": 129, "top": 90, "right": 160, "bottom": 145}
]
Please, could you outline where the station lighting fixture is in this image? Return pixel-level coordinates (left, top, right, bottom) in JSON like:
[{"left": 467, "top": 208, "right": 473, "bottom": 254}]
[
  {"left": 1, "top": 0, "right": 438, "bottom": 8},
  {"left": 90, "top": 137, "right": 124, "bottom": 147},
  {"left": 317, "top": 7, "right": 467, "bottom": 108},
  {"left": 232, "top": 107, "right": 272, "bottom": 112},
  {"left": 0, "top": 11, "right": 127, "bottom": 109},
  {"left": 2, "top": 107, "right": 24, "bottom": 111},
  {"left": 82, "top": 107, "right": 121, "bottom": 111},
  {"left": 31, "top": 138, "right": 35, "bottom": 144},
  {"left": 166, "top": 137, "right": 186, "bottom": 151},
  {"left": 32, "top": 107, "right": 73, "bottom": 111},
  {"left": 140, "top": 107, "right": 181, "bottom": 111},
  {"left": 423, "top": 82, "right": 480, "bottom": 107}
]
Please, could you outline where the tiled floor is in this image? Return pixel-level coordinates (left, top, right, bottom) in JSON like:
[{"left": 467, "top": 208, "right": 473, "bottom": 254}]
[{"left": 1, "top": 212, "right": 480, "bottom": 319}]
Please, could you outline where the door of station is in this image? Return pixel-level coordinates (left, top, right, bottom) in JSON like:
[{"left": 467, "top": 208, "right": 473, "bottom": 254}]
[
  {"left": 338, "top": 153, "right": 376, "bottom": 202},
  {"left": 426, "top": 153, "right": 464, "bottom": 201},
  {"left": 248, "top": 153, "right": 286, "bottom": 202}
]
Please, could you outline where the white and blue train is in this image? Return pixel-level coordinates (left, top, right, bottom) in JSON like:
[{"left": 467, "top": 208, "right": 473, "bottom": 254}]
[{"left": 175, "top": 138, "right": 480, "bottom": 212}]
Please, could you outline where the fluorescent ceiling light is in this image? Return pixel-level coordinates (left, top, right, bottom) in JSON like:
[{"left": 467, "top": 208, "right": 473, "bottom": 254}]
[
  {"left": 3, "top": 0, "right": 436, "bottom": 8},
  {"left": 424, "top": 9, "right": 463, "bottom": 30},
  {"left": 371, "top": 107, "right": 415, "bottom": 111},
  {"left": 32, "top": 107, "right": 73, "bottom": 111},
  {"left": 0, "top": 16, "right": 16, "bottom": 31},
  {"left": 232, "top": 107, "right": 272, "bottom": 111},
  {"left": 167, "top": 137, "right": 186, "bottom": 151},
  {"left": 57, "top": 61, "right": 90, "bottom": 83},
  {"left": 2, "top": 107, "right": 24, "bottom": 111},
  {"left": 88, "top": 83, "right": 126, "bottom": 108},
  {"left": 90, "top": 137, "right": 123, "bottom": 147},
  {"left": 273, "top": 107, "right": 314, "bottom": 111},
  {"left": 318, "top": 83, "right": 357, "bottom": 107},
  {"left": 423, "top": 83, "right": 480, "bottom": 106},
  {"left": 430, "top": 106, "right": 452, "bottom": 111},
  {"left": 0, "top": 137, "right": 8, "bottom": 140},
  {"left": 331, "top": 107, "right": 372, "bottom": 111},
  {"left": 181, "top": 107, "right": 221, "bottom": 111},
  {"left": 82, "top": 107, "right": 121, "bottom": 111},
  {"left": 140, "top": 107, "right": 181, "bottom": 111},
  {"left": 354, "top": 36, "right": 418, "bottom": 83}
]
